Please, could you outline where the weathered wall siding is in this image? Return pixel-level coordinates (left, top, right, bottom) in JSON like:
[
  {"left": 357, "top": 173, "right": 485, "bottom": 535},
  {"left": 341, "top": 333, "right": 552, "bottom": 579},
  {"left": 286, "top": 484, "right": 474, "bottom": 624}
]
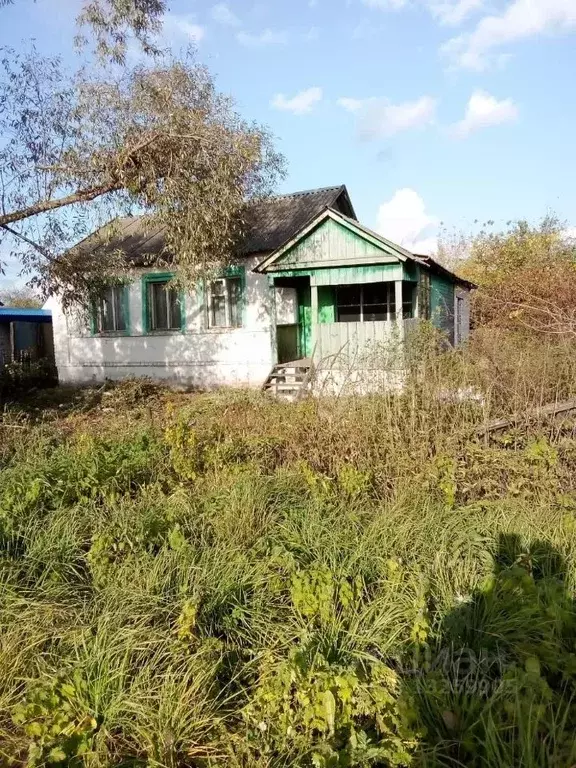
[
  {"left": 318, "top": 286, "right": 335, "bottom": 324},
  {"left": 455, "top": 286, "right": 471, "bottom": 345},
  {"left": 50, "top": 256, "right": 275, "bottom": 388},
  {"left": 274, "top": 218, "right": 399, "bottom": 270},
  {"left": 402, "top": 261, "right": 420, "bottom": 282},
  {"left": 315, "top": 320, "right": 408, "bottom": 366},
  {"left": 311, "top": 264, "right": 402, "bottom": 286},
  {"left": 431, "top": 274, "right": 455, "bottom": 342},
  {"left": 272, "top": 265, "right": 403, "bottom": 284}
]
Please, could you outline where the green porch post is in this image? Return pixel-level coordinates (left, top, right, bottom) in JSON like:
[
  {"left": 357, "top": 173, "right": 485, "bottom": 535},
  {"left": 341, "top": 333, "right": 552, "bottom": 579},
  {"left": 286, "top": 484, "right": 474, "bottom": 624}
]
[{"left": 310, "top": 284, "right": 318, "bottom": 360}]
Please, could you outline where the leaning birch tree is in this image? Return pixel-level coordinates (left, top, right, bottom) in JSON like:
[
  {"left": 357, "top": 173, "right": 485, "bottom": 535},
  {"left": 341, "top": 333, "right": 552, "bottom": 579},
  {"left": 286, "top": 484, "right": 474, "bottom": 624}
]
[{"left": 0, "top": 4, "right": 285, "bottom": 305}]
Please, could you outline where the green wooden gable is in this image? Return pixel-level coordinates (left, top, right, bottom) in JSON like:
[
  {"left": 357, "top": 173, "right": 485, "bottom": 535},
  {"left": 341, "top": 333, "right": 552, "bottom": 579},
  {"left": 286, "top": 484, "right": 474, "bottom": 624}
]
[
  {"left": 273, "top": 216, "right": 399, "bottom": 270},
  {"left": 256, "top": 209, "right": 419, "bottom": 285}
]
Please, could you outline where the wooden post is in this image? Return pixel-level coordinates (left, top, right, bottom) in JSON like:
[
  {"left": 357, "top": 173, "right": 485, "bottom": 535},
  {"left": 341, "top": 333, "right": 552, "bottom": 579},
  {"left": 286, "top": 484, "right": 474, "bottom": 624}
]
[
  {"left": 394, "top": 280, "right": 404, "bottom": 331},
  {"left": 310, "top": 283, "right": 318, "bottom": 362},
  {"left": 268, "top": 275, "right": 278, "bottom": 365},
  {"left": 9, "top": 321, "right": 15, "bottom": 363}
]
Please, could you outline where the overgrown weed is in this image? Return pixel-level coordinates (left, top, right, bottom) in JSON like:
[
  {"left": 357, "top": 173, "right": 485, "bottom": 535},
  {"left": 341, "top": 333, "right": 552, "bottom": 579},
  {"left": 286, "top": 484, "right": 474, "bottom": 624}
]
[{"left": 2, "top": 331, "right": 576, "bottom": 765}]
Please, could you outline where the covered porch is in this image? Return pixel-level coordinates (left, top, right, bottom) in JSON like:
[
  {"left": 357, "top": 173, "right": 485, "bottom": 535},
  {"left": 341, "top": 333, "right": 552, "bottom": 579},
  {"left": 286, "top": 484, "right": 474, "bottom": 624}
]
[
  {"left": 270, "top": 268, "right": 421, "bottom": 366},
  {"left": 254, "top": 206, "right": 429, "bottom": 378}
]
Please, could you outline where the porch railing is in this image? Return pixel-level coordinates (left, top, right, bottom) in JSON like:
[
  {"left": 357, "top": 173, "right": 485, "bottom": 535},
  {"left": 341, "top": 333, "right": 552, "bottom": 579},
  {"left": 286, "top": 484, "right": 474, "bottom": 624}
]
[{"left": 314, "top": 319, "right": 418, "bottom": 367}]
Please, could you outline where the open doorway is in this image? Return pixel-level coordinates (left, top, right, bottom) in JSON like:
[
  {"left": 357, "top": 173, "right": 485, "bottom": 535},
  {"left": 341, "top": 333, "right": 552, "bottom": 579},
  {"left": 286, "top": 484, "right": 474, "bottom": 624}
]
[{"left": 274, "top": 276, "right": 311, "bottom": 363}]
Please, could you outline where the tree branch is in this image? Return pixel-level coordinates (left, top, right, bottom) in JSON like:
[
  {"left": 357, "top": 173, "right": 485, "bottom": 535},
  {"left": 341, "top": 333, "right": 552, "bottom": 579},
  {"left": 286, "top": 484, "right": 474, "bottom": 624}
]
[
  {"left": 0, "top": 179, "right": 122, "bottom": 228},
  {"left": 0, "top": 223, "right": 56, "bottom": 262}
]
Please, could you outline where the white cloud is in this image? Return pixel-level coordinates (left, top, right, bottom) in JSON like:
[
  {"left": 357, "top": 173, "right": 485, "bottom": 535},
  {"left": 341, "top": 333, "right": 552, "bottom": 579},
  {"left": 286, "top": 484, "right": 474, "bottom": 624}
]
[
  {"left": 376, "top": 188, "right": 439, "bottom": 252},
  {"left": 163, "top": 14, "right": 205, "bottom": 42},
  {"left": 337, "top": 97, "right": 365, "bottom": 112},
  {"left": 443, "top": 0, "right": 576, "bottom": 70},
  {"left": 428, "top": 0, "right": 483, "bottom": 26},
  {"left": 451, "top": 90, "right": 518, "bottom": 136},
  {"left": 236, "top": 28, "right": 288, "bottom": 46},
  {"left": 211, "top": 3, "right": 241, "bottom": 26},
  {"left": 338, "top": 95, "right": 437, "bottom": 139},
  {"left": 362, "top": 0, "right": 408, "bottom": 9},
  {"left": 271, "top": 87, "right": 323, "bottom": 115},
  {"left": 358, "top": 0, "right": 482, "bottom": 25},
  {"left": 411, "top": 236, "right": 439, "bottom": 254}
]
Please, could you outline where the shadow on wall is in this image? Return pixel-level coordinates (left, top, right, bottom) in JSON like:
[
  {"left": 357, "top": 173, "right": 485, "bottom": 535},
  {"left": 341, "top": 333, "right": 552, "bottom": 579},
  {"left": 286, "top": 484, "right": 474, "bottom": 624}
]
[{"left": 405, "top": 532, "right": 576, "bottom": 766}]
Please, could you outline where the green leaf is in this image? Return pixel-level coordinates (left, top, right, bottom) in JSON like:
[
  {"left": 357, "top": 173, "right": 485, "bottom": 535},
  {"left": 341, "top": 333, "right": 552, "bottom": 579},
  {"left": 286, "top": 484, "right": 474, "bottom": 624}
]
[
  {"left": 47, "top": 747, "right": 67, "bottom": 763},
  {"left": 323, "top": 689, "right": 336, "bottom": 735}
]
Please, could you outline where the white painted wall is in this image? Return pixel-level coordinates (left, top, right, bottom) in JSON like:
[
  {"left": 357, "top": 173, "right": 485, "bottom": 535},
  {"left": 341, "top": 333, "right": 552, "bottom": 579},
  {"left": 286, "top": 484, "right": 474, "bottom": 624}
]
[{"left": 50, "top": 256, "right": 275, "bottom": 389}]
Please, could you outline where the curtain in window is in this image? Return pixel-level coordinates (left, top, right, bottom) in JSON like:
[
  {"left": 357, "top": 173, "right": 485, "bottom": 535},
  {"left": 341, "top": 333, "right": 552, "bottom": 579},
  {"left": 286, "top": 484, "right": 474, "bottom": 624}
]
[
  {"left": 148, "top": 282, "right": 181, "bottom": 330},
  {"left": 209, "top": 277, "right": 243, "bottom": 328},
  {"left": 228, "top": 277, "right": 242, "bottom": 328},
  {"left": 97, "top": 285, "right": 126, "bottom": 332}
]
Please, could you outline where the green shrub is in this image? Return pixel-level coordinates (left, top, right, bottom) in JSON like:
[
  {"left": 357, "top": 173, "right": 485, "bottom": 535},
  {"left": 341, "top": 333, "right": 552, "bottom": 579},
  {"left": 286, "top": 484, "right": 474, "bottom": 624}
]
[{"left": 2, "top": 349, "right": 576, "bottom": 766}]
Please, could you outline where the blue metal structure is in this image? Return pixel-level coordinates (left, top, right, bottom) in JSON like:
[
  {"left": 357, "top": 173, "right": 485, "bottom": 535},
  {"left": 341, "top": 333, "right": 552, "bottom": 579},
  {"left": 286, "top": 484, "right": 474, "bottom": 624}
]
[{"left": 0, "top": 308, "right": 52, "bottom": 323}]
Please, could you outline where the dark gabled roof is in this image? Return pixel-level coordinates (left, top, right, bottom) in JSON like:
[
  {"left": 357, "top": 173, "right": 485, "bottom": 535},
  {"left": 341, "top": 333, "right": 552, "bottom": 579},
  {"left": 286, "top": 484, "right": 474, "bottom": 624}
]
[
  {"left": 240, "top": 185, "right": 356, "bottom": 254},
  {"left": 68, "top": 217, "right": 168, "bottom": 267},
  {"left": 68, "top": 185, "right": 357, "bottom": 266}
]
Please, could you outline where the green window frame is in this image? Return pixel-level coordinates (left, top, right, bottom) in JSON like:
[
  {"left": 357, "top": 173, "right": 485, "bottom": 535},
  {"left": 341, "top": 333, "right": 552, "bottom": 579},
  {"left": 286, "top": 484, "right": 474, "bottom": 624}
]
[
  {"left": 336, "top": 282, "right": 395, "bottom": 323},
  {"left": 206, "top": 266, "right": 245, "bottom": 329},
  {"left": 142, "top": 273, "right": 185, "bottom": 333},
  {"left": 91, "top": 283, "right": 130, "bottom": 335}
]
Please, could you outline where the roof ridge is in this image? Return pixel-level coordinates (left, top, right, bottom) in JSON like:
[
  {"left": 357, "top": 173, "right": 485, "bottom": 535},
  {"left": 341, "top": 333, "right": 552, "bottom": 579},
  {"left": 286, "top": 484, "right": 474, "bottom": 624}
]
[{"left": 271, "top": 185, "right": 344, "bottom": 200}]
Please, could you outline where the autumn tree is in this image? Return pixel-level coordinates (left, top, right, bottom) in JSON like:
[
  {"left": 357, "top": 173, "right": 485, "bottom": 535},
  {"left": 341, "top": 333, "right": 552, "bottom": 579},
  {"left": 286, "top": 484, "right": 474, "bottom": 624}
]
[
  {"left": 0, "top": 286, "right": 42, "bottom": 308},
  {"left": 0, "top": 48, "right": 285, "bottom": 306},
  {"left": 1, "top": 0, "right": 165, "bottom": 63},
  {"left": 440, "top": 217, "right": 576, "bottom": 337}
]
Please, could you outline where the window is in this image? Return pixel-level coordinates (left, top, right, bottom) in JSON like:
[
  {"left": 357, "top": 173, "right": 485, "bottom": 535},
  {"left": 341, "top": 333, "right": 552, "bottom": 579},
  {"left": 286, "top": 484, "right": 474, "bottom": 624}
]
[
  {"left": 94, "top": 284, "right": 127, "bottom": 333},
  {"left": 402, "top": 283, "right": 415, "bottom": 319},
  {"left": 336, "top": 283, "right": 395, "bottom": 323},
  {"left": 455, "top": 295, "right": 464, "bottom": 344},
  {"left": 209, "top": 276, "right": 243, "bottom": 328},
  {"left": 146, "top": 280, "right": 182, "bottom": 331},
  {"left": 418, "top": 272, "right": 431, "bottom": 320}
]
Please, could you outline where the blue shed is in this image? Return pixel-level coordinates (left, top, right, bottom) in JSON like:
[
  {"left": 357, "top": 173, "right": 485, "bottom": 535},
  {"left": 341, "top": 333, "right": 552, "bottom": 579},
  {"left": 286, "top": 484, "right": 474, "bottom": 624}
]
[{"left": 0, "top": 307, "right": 54, "bottom": 367}]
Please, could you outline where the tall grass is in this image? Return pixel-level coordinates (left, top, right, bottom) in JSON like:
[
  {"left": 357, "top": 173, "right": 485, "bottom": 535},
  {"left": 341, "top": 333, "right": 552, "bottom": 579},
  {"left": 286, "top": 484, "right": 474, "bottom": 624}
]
[{"left": 2, "top": 330, "right": 576, "bottom": 766}]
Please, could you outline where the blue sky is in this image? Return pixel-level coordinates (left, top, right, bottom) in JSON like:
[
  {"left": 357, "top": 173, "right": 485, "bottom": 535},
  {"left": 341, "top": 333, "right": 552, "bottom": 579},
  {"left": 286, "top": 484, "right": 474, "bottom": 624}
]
[{"left": 1, "top": 0, "right": 576, "bottom": 286}]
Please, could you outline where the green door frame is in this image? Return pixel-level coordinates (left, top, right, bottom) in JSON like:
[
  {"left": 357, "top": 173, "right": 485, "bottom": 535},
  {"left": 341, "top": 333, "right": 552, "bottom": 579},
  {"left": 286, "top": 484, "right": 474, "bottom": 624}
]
[{"left": 296, "top": 281, "right": 312, "bottom": 358}]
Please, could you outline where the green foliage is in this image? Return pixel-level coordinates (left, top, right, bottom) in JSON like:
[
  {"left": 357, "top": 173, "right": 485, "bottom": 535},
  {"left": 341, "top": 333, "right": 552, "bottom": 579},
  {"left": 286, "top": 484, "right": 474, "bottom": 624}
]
[
  {"left": 0, "top": 357, "right": 57, "bottom": 397},
  {"left": 441, "top": 216, "right": 576, "bottom": 334},
  {"left": 2, "top": 379, "right": 576, "bottom": 765},
  {"left": 245, "top": 651, "right": 418, "bottom": 767},
  {"left": 12, "top": 673, "right": 98, "bottom": 766}
]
